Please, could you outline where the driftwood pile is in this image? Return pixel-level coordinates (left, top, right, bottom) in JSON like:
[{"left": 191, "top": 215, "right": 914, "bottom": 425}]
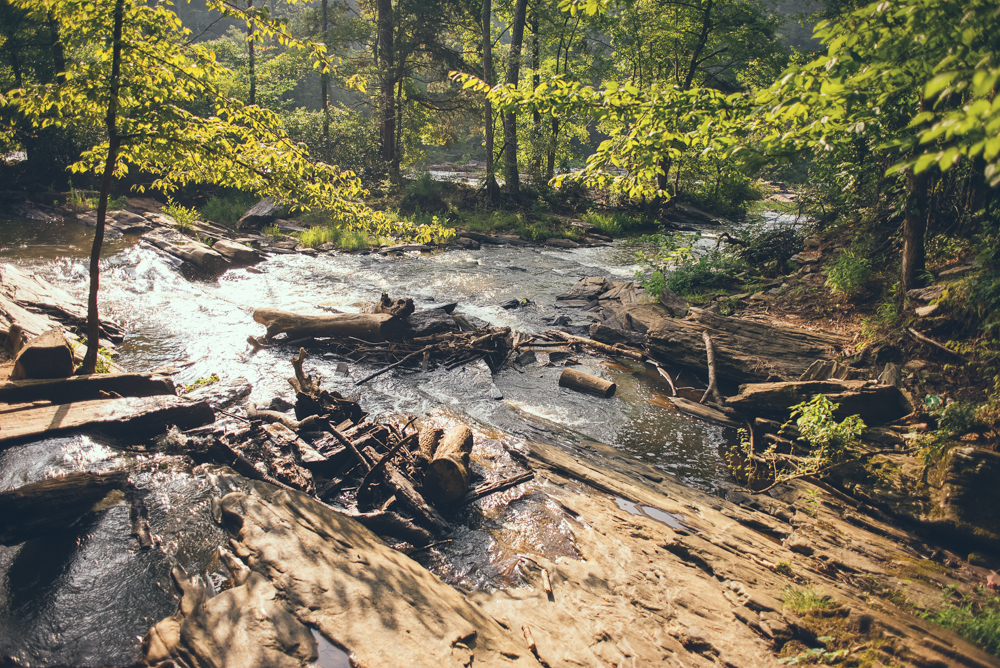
[
  {"left": 186, "top": 348, "right": 532, "bottom": 546},
  {"left": 250, "top": 294, "right": 513, "bottom": 382}
]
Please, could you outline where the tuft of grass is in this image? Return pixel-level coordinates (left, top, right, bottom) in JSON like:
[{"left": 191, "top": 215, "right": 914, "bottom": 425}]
[
  {"left": 295, "top": 225, "right": 373, "bottom": 250},
  {"left": 581, "top": 210, "right": 653, "bottom": 237},
  {"left": 826, "top": 249, "right": 872, "bottom": 298},
  {"left": 163, "top": 198, "right": 200, "bottom": 232},
  {"left": 297, "top": 226, "right": 336, "bottom": 248},
  {"left": 261, "top": 223, "right": 282, "bottom": 238},
  {"left": 201, "top": 192, "right": 259, "bottom": 228},
  {"left": 782, "top": 586, "right": 838, "bottom": 613},
  {"left": 922, "top": 591, "right": 1000, "bottom": 656}
]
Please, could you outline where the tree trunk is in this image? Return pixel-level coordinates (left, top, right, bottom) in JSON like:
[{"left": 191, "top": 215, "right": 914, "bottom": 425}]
[
  {"left": 530, "top": 9, "right": 541, "bottom": 179},
  {"left": 377, "top": 0, "right": 396, "bottom": 183},
  {"left": 247, "top": 0, "right": 256, "bottom": 105},
  {"left": 902, "top": 168, "right": 929, "bottom": 294},
  {"left": 502, "top": 0, "right": 528, "bottom": 196},
  {"left": 82, "top": 0, "right": 125, "bottom": 375},
  {"left": 482, "top": 0, "right": 499, "bottom": 201},
  {"left": 321, "top": 0, "right": 329, "bottom": 137}
]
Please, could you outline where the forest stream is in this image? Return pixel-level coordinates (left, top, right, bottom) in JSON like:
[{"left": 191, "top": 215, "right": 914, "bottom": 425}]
[{"left": 0, "top": 216, "right": 740, "bottom": 666}]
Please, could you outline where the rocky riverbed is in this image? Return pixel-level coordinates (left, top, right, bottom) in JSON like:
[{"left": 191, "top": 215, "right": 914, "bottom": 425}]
[{"left": 1, "top": 195, "right": 999, "bottom": 668}]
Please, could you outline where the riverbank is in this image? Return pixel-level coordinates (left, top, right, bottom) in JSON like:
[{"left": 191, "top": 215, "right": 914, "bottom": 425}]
[{"left": 2, "top": 190, "right": 1000, "bottom": 666}]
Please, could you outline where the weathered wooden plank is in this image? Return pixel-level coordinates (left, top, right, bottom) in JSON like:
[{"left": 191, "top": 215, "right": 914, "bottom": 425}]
[
  {"left": 0, "top": 373, "right": 176, "bottom": 405},
  {"left": 0, "top": 396, "right": 214, "bottom": 446}
]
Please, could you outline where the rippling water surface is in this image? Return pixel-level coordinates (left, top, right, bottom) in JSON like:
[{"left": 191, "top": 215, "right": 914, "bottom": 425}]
[{"left": 0, "top": 216, "right": 738, "bottom": 665}]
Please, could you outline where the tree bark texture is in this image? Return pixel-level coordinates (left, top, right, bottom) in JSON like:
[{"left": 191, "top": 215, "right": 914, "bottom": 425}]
[
  {"left": 558, "top": 368, "right": 616, "bottom": 398},
  {"left": 253, "top": 308, "right": 402, "bottom": 342},
  {"left": 377, "top": 0, "right": 396, "bottom": 181},
  {"left": 425, "top": 425, "right": 474, "bottom": 503},
  {"left": 83, "top": 0, "right": 124, "bottom": 375},
  {"left": 482, "top": 0, "right": 499, "bottom": 200},
  {"left": 902, "top": 168, "right": 929, "bottom": 293},
  {"left": 503, "top": 0, "right": 528, "bottom": 195}
]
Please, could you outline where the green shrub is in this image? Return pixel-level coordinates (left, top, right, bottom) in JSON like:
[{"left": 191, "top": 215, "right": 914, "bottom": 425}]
[
  {"left": 581, "top": 211, "right": 654, "bottom": 237},
  {"left": 400, "top": 173, "right": 445, "bottom": 213},
  {"left": 163, "top": 198, "right": 200, "bottom": 231},
  {"left": 826, "top": 249, "right": 872, "bottom": 297}
]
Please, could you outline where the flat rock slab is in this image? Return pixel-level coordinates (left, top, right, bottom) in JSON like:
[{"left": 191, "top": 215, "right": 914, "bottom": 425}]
[
  {"left": 0, "top": 263, "right": 123, "bottom": 342},
  {"left": 0, "top": 395, "right": 214, "bottom": 446},
  {"left": 0, "top": 372, "right": 175, "bottom": 404},
  {"left": 218, "top": 488, "right": 538, "bottom": 668}
]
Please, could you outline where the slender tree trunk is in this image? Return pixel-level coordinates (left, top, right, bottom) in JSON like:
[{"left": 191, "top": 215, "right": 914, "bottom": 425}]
[
  {"left": 530, "top": 9, "right": 541, "bottom": 180},
  {"left": 377, "top": 0, "right": 396, "bottom": 183},
  {"left": 502, "top": 0, "right": 528, "bottom": 196},
  {"left": 482, "top": 0, "right": 499, "bottom": 200},
  {"left": 321, "top": 0, "right": 329, "bottom": 137},
  {"left": 247, "top": 0, "right": 256, "bottom": 105},
  {"left": 47, "top": 12, "right": 66, "bottom": 83},
  {"left": 82, "top": 0, "right": 125, "bottom": 375},
  {"left": 546, "top": 117, "right": 558, "bottom": 180},
  {"left": 901, "top": 168, "right": 929, "bottom": 294}
]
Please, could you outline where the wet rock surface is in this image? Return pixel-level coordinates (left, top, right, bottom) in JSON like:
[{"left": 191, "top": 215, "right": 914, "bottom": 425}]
[{"left": 142, "top": 433, "right": 1000, "bottom": 668}]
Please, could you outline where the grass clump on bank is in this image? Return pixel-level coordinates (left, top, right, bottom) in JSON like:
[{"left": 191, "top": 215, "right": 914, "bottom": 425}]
[
  {"left": 296, "top": 225, "right": 374, "bottom": 251},
  {"left": 922, "top": 591, "right": 1000, "bottom": 656},
  {"left": 581, "top": 211, "right": 655, "bottom": 237},
  {"left": 201, "top": 192, "right": 259, "bottom": 228}
]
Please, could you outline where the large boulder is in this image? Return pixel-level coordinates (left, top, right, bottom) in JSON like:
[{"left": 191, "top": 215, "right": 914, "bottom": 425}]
[
  {"left": 211, "top": 239, "right": 262, "bottom": 267},
  {"left": 557, "top": 276, "right": 609, "bottom": 301},
  {"left": 11, "top": 328, "right": 76, "bottom": 380},
  {"left": 237, "top": 197, "right": 283, "bottom": 229}
]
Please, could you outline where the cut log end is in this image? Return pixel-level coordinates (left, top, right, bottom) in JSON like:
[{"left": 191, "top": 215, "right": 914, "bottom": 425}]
[{"left": 558, "top": 368, "right": 616, "bottom": 398}]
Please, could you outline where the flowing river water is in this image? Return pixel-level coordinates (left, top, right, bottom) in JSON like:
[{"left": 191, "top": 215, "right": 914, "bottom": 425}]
[{"left": 0, "top": 215, "right": 741, "bottom": 666}]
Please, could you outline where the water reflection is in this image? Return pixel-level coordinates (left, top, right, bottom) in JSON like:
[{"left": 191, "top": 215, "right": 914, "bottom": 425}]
[{"left": 0, "top": 214, "right": 740, "bottom": 665}]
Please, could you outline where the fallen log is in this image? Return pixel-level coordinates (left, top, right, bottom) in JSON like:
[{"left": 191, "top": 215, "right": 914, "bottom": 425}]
[
  {"left": 0, "top": 471, "right": 129, "bottom": 545},
  {"left": 617, "top": 304, "right": 847, "bottom": 385},
  {"left": 547, "top": 329, "right": 645, "bottom": 362},
  {"left": 253, "top": 308, "right": 402, "bottom": 342},
  {"left": 363, "top": 445, "right": 450, "bottom": 534},
  {"left": 425, "top": 425, "right": 474, "bottom": 503},
  {"left": 558, "top": 368, "right": 617, "bottom": 398},
  {"left": 0, "top": 395, "right": 215, "bottom": 447},
  {"left": 726, "top": 380, "right": 913, "bottom": 425},
  {"left": 246, "top": 401, "right": 299, "bottom": 430},
  {"left": 667, "top": 396, "right": 740, "bottom": 428},
  {"left": 460, "top": 470, "right": 535, "bottom": 504},
  {"left": 347, "top": 510, "right": 434, "bottom": 547},
  {"left": 0, "top": 373, "right": 176, "bottom": 405},
  {"left": 700, "top": 332, "right": 725, "bottom": 406}
]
